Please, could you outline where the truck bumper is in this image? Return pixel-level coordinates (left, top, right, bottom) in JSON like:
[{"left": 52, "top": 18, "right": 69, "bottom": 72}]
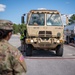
[
  {"left": 32, "top": 43, "right": 60, "bottom": 49},
  {"left": 25, "top": 38, "right": 63, "bottom": 49}
]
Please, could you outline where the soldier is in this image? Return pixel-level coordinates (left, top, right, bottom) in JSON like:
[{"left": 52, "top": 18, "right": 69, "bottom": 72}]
[
  {"left": 0, "top": 20, "right": 27, "bottom": 75},
  {"left": 20, "top": 32, "right": 26, "bottom": 54}
]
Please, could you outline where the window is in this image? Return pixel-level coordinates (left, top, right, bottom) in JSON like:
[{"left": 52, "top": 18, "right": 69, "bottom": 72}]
[
  {"left": 29, "top": 13, "right": 45, "bottom": 26},
  {"left": 46, "top": 14, "right": 62, "bottom": 26}
]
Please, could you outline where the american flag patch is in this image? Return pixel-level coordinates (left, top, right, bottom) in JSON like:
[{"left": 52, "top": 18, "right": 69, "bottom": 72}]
[{"left": 19, "top": 55, "right": 24, "bottom": 62}]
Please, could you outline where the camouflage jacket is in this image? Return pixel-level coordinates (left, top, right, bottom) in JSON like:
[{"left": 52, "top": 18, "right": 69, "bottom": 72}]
[{"left": 0, "top": 39, "right": 27, "bottom": 75}]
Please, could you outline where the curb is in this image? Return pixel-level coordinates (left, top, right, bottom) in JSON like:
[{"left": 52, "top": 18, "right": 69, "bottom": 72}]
[{"left": 69, "top": 43, "right": 75, "bottom": 47}]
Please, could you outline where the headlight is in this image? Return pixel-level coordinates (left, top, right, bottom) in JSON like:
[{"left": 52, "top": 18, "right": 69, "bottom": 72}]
[
  {"left": 60, "top": 40, "right": 63, "bottom": 43},
  {"left": 27, "top": 39, "right": 31, "bottom": 43},
  {"left": 57, "top": 40, "right": 63, "bottom": 43},
  {"left": 27, "top": 39, "right": 33, "bottom": 43},
  {"left": 31, "top": 40, "right": 33, "bottom": 43},
  {"left": 57, "top": 40, "right": 60, "bottom": 43}
]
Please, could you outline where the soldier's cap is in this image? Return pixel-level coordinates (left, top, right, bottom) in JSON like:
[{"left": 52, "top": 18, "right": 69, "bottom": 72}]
[{"left": 0, "top": 20, "right": 13, "bottom": 30}]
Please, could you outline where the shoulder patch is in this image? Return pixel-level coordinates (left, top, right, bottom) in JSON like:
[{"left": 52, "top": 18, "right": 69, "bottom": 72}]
[{"left": 19, "top": 55, "right": 24, "bottom": 62}]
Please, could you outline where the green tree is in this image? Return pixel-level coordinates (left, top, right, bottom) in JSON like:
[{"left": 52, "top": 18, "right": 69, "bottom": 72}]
[
  {"left": 13, "top": 23, "right": 26, "bottom": 34},
  {"left": 18, "top": 23, "right": 26, "bottom": 34},
  {"left": 69, "top": 14, "right": 75, "bottom": 24},
  {"left": 13, "top": 24, "right": 19, "bottom": 34}
]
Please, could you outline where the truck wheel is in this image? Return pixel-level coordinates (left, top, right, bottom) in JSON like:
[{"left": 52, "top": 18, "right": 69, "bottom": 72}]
[
  {"left": 56, "top": 45, "right": 63, "bottom": 56},
  {"left": 26, "top": 44, "right": 32, "bottom": 56}
]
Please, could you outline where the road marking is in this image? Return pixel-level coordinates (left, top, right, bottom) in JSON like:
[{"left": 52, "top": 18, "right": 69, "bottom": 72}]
[{"left": 25, "top": 57, "right": 75, "bottom": 59}]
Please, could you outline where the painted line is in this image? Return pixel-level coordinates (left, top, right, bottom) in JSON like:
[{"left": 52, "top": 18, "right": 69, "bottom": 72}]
[{"left": 25, "top": 57, "right": 75, "bottom": 59}]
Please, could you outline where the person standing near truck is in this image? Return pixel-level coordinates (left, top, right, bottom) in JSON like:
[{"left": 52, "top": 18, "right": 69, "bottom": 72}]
[
  {"left": 0, "top": 20, "right": 27, "bottom": 75},
  {"left": 20, "top": 32, "right": 26, "bottom": 54}
]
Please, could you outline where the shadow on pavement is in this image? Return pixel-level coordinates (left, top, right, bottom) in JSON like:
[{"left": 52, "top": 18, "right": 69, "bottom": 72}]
[
  {"left": 32, "top": 50, "right": 56, "bottom": 57},
  {"left": 18, "top": 46, "right": 56, "bottom": 57}
]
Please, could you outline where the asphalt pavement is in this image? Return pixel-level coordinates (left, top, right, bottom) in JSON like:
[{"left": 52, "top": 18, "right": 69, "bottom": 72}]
[{"left": 25, "top": 58, "right": 75, "bottom": 75}]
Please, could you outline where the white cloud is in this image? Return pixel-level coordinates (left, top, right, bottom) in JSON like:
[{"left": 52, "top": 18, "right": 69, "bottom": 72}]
[
  {"left": 66, "top": 2, "right": 70, "bottom": 4},
  {"left": 68, "top": 14, "right": 73, "bottom": 18},
  {"left": 38, "top": 8, "right": 47, "bottom": 10},
  {"left": 0, "top": 4, "right": 6, "bottom": 12}
]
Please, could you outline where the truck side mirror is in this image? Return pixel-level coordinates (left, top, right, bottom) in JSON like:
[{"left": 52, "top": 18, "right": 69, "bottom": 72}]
[
  {"left": 21, "top": 14, "right": 26, "bottom": 24},
  {"left": 21, "top": 16, "right": 24, "bottom": 23}
]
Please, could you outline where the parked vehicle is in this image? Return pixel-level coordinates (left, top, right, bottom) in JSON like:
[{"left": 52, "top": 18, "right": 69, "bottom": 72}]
[{"left": 21, "top": 9, "right": 64, "bottom": 56}]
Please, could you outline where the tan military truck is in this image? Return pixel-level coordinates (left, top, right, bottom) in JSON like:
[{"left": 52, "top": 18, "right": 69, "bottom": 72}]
[{"left": 21, "top": 9, "right": 64, "bottom": 56}]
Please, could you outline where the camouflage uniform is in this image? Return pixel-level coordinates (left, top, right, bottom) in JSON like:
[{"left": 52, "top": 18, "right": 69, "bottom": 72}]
[{"left": 0, "top": 20, "right": 27, "bottom": 75}]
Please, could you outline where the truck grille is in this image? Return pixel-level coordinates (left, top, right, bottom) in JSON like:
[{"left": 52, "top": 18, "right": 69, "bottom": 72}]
[
  {"left": 39, "top": 31, "right": 45, "bottom": 34},
  {"left": 39, "top": 31, "right": 52, "bottom": 38},
  {"left": 46, "top": 31, "right": 52, "bottom": 34}
]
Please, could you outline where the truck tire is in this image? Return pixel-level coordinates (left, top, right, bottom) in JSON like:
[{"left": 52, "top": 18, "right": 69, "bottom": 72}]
[
  {"left": 26, "top": 44, "right": 32, "bottom": 56},
  {"left": 56, "top": 45, "right": 63, "bottom": 56}
]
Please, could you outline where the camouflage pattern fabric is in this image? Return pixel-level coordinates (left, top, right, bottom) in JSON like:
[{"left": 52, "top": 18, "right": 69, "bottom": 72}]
[
  {"left": 0, "top": 20, "right": 13, "bottom": 30},
  {"left": 0, "top": 39, "right": 27, "bottom": 75}
]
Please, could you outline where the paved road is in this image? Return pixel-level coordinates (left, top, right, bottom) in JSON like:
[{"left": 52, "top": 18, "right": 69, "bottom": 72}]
[
  {"left": 9, "top": 35, "right": 75, "bottom": 75},
  {"left": 25, "top": 58, "right": 75, "bottom": 75}
]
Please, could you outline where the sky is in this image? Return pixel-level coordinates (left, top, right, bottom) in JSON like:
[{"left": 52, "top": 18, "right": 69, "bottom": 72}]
[{"left": 0, "top": 0, "right": 75, "bottom": 24}]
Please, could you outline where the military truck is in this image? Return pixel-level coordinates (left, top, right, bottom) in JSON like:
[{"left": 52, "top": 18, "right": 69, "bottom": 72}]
[{"left": 21, "top": 9, "right": 64, "bottom": 56}]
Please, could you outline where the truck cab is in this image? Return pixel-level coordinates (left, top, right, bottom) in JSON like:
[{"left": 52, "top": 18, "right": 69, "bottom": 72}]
[{"left": 22, "top": 9, "right": 64, "bottom": 56}]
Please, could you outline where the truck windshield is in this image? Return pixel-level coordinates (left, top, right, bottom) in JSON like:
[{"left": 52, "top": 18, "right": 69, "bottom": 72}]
[
  {"left": 46, "top": 14, "right": 62, "bottom": 26},
  {"left": 29, "top": 13, "right": 45, "bottom": 26}
]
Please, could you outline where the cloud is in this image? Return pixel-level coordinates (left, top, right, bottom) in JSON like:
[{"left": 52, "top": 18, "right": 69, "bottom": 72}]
[
  {"left": 0, "top": 4, "right": 6, "bottom": 12},
  {"left": 38, "top": 8, "right": 47, "bottom": 10},
  {"left": 68, "top": 14, "right": 73, "bottom": 18},
  {"left": 66, "top": 2, "right": 70, "bottom": 4}
]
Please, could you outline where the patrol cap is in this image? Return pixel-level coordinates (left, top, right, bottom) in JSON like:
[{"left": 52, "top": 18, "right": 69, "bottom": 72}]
[{"left": 0, "top": 20, "right": 13, "bottom": 30}]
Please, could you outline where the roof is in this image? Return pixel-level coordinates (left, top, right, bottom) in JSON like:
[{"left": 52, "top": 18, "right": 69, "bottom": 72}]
[{"left": 30, "top": 10, "right": 59, "bottom": 13}]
